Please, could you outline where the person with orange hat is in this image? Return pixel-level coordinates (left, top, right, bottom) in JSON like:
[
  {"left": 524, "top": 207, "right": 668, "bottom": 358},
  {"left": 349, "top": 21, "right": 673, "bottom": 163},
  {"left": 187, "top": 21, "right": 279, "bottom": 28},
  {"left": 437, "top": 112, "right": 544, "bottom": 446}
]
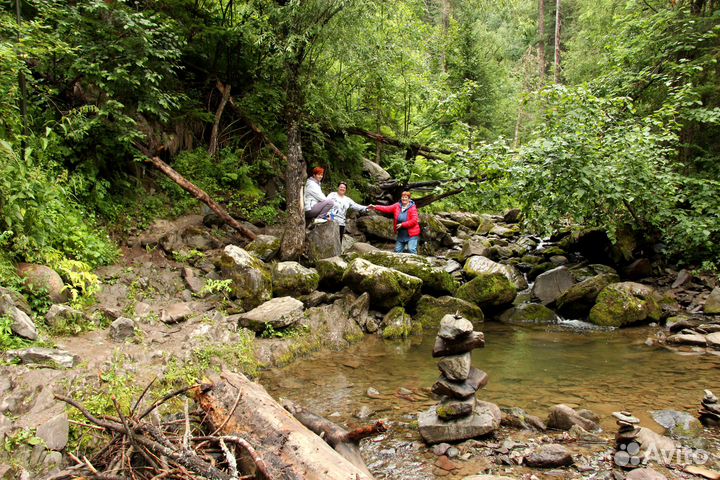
[{"left": 304, "top": 167, "right": 335, "bottom": 224}]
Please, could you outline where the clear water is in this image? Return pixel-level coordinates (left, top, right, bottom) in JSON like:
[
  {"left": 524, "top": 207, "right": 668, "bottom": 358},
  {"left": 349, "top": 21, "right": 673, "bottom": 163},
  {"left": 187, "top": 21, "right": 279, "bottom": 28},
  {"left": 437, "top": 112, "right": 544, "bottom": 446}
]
[{"left": 262, "top": 322, "right": 720, "bottom": 431}]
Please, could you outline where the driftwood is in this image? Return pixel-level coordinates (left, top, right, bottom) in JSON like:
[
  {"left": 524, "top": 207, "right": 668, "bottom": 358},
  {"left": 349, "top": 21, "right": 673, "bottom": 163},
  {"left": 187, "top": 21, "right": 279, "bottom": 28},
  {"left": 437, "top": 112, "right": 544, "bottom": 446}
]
[
  {"left": 50, "top": 383, "right": 272, "bottom": 480},
  {"left": 191, "top": 371, "right": 375, "bottom": 480},
  {"left": 282, "top": 399, "right": 385, "bottom": 478},
  {"left": 136, "top": 148, "right": 257, "bottom": 241}
]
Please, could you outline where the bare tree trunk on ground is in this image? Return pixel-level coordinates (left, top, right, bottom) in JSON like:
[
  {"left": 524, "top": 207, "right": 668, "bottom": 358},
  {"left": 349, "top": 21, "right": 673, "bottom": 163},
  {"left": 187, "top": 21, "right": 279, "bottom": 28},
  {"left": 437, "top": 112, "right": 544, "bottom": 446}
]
[
  {"left": 208, "top": 81, "right": 231, "bottom": 157},
  {"left": 192, "top": 371, "right": 375, "bottom": 479},
  {"left": 554, "top": 0, "right": 561, "bottom": 83},
  {"left": 142, "top": 155, "right": 256, "bottom": 241},
  {"left": 282, "top": 399, "right": 383, "bottom": 477}
]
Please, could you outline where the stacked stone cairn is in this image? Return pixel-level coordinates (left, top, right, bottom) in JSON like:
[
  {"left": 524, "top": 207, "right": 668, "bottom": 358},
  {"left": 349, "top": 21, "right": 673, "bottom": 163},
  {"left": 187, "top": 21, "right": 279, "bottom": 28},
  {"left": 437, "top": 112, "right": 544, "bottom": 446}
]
[
  {"left": 419, "top": 313, "right": 496, "bottom": 444},
  {"left": 699, "top": 389, "right": 720, "bottom": 427},
  {"left": 613, "top": 411, "right": 641, "bottom": 447}
]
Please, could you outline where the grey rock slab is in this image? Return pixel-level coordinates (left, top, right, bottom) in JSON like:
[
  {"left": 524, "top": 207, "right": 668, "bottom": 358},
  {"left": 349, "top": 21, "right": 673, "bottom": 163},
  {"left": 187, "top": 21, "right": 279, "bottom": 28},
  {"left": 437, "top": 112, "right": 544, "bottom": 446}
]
[
  {"left": 437, "top": 353, "right": 472, "bottom": 381},
  {"left": 667, "top": 332, "right": 707, "bottom": 346},
  {"left": 704, "top": 287, "right": 720, "bottom": 315},
  {"left": 45, "top": 305, "right": 85, "bottom": 328},
  {"left": 235, "top": 296, "right": 304, "bottom": 332},
  {"left": 160, "top": 302, "right": 193, "bottom": 324},
  {"left": 438, "top": 315, "right": 474, "bottom": 340},
  {"left": 431, "top": 368, "right": 488, "bottom": 399},
  {"left": 306, "top": 221, "right": 342, "bottom": 262},
  {"left": 547, "top": 404, "right": 600, "bottom": 432},
  {"left": 35, "top": 412, "right": 69, "bottom": 451},
  {"left": 418, "top": 400, "right": 501, "bottom": 444},
  {"left": 613, "top": 411, "right": 640, "bottom": 424},
  {"left": 182, "top": 267, "right": 204, "bottom": 293},
  {"left": 437, "top": 397, "right": 476, "bottom": 420},
  {"left": 6, "top": 348, "right": 78, "bottom": 368},
  {"left": 649, "top": 410, "right": 704, "bottom": 442},
  {"left": 109, "top": 317, "right": 136, "bottom": 342},
  {"left": 707, "top": 332, "right": 720, "bottom": 348},
  {"left": 432, "top": 331, "right": 485, "bottom": 357},
  {"left": 625, "top": 468, "right": 668, "bottom": 480},
  {"left": 523, "top": 444, "right": 574, "bottom": 468},
  {"left": 531, "top": 266, "right": 576, "bottom": 305},
  {"left": 1, "top": 292, "right": 38, "bottom": 340}
]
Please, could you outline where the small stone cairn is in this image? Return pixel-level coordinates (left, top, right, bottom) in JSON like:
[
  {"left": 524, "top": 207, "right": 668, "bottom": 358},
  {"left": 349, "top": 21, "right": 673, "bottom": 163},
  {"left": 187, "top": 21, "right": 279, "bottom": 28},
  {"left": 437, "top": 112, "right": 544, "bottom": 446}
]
[
  {"left": 700, "top": 389, "right": 720, "bottom": 427},
  {"left": 418, "top": 313, "right": 498, "bottom": 444},
  {"left": 613, "top": 411, "right": 641, "bottom": 446}
]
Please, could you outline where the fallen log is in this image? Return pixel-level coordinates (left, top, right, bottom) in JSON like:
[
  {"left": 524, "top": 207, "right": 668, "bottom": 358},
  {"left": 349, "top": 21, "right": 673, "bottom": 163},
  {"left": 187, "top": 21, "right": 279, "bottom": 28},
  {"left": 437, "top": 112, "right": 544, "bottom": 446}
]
[
  {"left": 282, "top": 399, "right": 384, "bottom": 477},
  {"left": 137, "top": 150, "right": 257, "bottom": 241},
  {"left": 192, "top": 371, "right": 375, "bottom": 480}
]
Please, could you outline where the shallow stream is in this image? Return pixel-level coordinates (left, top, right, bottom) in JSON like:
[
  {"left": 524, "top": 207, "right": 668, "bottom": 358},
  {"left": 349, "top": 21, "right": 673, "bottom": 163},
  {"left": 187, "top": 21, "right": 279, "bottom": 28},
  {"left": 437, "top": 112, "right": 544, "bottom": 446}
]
[{"left": 262, "top": 322, "right": 720, "bottom": 432}]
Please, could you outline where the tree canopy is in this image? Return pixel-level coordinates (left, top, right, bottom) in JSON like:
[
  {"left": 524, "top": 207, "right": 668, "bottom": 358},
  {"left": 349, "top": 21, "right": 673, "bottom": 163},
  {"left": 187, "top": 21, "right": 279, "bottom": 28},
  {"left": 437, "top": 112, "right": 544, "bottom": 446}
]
[{"left": 1, "top": 0, "right": 720, "bottom": 273}]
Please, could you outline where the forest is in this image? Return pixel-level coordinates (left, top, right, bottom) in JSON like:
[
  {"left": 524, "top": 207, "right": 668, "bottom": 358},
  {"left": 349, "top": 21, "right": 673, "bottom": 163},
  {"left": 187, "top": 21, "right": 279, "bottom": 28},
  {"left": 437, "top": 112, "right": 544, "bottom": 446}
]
[
  {"left": 1, "top": 0, "right": 719, "bottom": 283},
  {"left": 2, "top": 1, "right": 720, "bottom": 478}
]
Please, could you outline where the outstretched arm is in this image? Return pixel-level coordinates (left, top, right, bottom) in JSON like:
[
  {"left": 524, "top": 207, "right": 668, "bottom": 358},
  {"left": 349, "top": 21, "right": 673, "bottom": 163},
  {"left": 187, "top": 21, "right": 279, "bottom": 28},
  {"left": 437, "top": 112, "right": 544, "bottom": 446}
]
[{"left": 372, "top": 204, "right": 395, "bottom": 214}]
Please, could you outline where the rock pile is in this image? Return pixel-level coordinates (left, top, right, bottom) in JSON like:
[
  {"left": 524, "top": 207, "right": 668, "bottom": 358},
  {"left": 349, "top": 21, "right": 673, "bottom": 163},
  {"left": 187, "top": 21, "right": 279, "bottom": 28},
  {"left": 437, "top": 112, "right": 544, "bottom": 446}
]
[
  {"left": 418, "top": 314, "right": 500, "bottom": 444},
  {"left": 700, "top": 389, "right": 720, "bottom": 427},
  {"left": 614, "top": 411, "right": 641, "bottom": 447}
]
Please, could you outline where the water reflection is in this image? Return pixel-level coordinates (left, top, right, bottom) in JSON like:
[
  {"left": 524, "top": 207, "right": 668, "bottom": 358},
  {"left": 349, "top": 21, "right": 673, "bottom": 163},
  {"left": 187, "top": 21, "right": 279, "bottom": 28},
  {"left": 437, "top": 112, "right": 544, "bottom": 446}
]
[{"left": 262, "top": 323, "right": 720, "bottom": 430}]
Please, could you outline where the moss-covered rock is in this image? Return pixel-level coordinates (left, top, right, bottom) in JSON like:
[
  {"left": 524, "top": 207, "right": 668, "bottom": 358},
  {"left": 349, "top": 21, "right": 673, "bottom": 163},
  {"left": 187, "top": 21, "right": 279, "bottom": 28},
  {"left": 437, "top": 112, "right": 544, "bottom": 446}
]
[
  {"left": 342, "top": 258, "right": 422, "bottom": 309},
  {"left": 556, "top": 273, "right": 620, "bottom": 318},
  {"left": 272, "top": 261, "right": 319, "bottom": 297},
  {"left": 315, "top": 256, "right": 348, "bottom": 289},
  {"left": 461, "top": 238, "right": 492, "bottom": 260},
  {"left": 360, "top": 250, "right": 458, "bottom": 295},
  {"left": 356, "top": 215, "right": 395, "bottom": 241},
  {"left": 218, "top": 245, "right": 272, "bottom": 310},
  {"left": 456, "top": 272, "right": 516, "bottom": 308},
  {"left": 464, "top": 256, "right": 528, "bottom": 290},
  {"left": 498, "top": 303, "right": 559, "bottom": 324},
  {"left": 419, "top": 214, "right": 453, "bottom": 247},
  {"left": 588, "top": 282, "right": 663, "bottom": 327},
  {"left": 245, "top": 234, "right": 281, "bottom": 261},
  {"left": 305, "top": 221, "right": 341, "bottom": 264},
  {"left": 415, "top": 295, "right": 484, "bottom": 329},
  {"left": 382, "top": 306, "right": 421, "bottom": 339}
]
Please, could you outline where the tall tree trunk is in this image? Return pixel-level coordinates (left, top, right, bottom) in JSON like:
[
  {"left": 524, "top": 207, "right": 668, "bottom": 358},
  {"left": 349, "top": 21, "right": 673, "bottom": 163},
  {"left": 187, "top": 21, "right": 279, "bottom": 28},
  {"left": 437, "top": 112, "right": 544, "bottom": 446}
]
[
  {"left": 439, "top": 0, "right": 450, "bottom": 72},
  {"left": 208, "top": 81, "right": 231, "bottom": 157},
  {"left": 554, "top": 0, "right": 561, "bottom": 83},
  {"left": 538, "top": 0, "right": 546, "bottom": 82},
  {"left": 280, "top": 64, "right": 307, "bottom": 260}
]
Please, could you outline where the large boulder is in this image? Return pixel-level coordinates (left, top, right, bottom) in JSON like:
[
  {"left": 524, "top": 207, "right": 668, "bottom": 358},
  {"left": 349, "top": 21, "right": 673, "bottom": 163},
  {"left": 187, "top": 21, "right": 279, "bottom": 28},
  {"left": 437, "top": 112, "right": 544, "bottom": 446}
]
[
  {"left": 245, "top": 234, "right": 281, "bottom": 261},
  {"left": 420, "top": 214, "right": 453, "bottom": 248},
  {"left": 381, "top": 306, "right": 420, "bottom": 339},
  {"left": 461, "top": 238, "right": 492, "bottom": 260},
  {"left": 546, "top": 404, "right": 599, "bottom": 431},
  {"left": 414, "top": 295, "right": 484, "bottom": 329},
  {"left": 531, "top": 266, "right": 575, "bottom": 305},
  {"left": 272, "top": 262, "right": 319, "bottom": 296},
  {"left": 0, "top": 292, "right": 37, "bottom": 340},
  {"left": 360, "top": 250, "right": 458, "bottom": 295},
  {"left": 356, "top": 215, "right": 395, "bottom": 241},
  {"left": 362, "top": 158, "right": 392, "bottom": 182},
  {"left": 555, "top": 272, "right": 620, "bottom": 318},
  {"left": 45, "top": 304, "right": 86, "bottom": 331},
  {"left": 418, "top": 400, "right": 501, "bottom": 444},
  {"left": 217, "top": 245, "right": 272, "bottom": 310},
  {"left": 498, "top": 303, "right": 558, "bottom": 324},
  {"left": 234, "top": 297, "right": 304, "bottom": 332},
  {"left": 16, "top": 263, "right": 67, "bottom": 303},
  {"left": 442, "top": 212, "right": 483, "bottom": 229},
  {"left": 315, "top": 256, "right": 348, "bottom": 289},
  {"left": 650, "top": 410, "right": 704, "bottom": 448},
  {"left": 456, "top": 273, "right": 516, "bottom": 309},
  {"left": 704, "top": 287, "right": 720, "bottom": 315},
  {"left": 589, "top": 282, "right": 663, "bottom": 327},
  {"left": 464, "top": 256, "right": 528, "bottom": 290},
  {"left": 305, "top": 221, "right": 342, "bottom": 263},
  {"left": 342, "top": 258, "right": 422, "bottom": 309}
]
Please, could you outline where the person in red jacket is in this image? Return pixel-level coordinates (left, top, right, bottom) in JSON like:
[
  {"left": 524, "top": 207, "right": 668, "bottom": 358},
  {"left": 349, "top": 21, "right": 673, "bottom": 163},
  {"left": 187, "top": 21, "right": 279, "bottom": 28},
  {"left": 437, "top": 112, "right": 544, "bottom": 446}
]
[{"left": 369, "top": 191, "right": 421, "bottom": 254}]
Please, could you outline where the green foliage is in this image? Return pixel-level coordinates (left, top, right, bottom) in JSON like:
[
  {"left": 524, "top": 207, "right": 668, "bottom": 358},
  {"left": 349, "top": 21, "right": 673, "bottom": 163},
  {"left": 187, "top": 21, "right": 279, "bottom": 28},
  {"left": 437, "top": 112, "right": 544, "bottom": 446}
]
[
  {"left": 3, "top": 428, "right": 43, "bottom": 453},
  {"left": 0, "top": 315, "right": 32, "bottom": 352},
  {"left": 55, "top": 259, "right": 101, "bottom": 308},
  {"left": 259, "top": 323, "right": 309, "bottom": 339},
  {"left": 172, "top": 249, "right": 204, "bottom": 263},
  {"left": 0, "top": 141, "right": 119, "bottom": 267},
  {"left": 197, "top": 279, "right": 232, "bottom": 298}
]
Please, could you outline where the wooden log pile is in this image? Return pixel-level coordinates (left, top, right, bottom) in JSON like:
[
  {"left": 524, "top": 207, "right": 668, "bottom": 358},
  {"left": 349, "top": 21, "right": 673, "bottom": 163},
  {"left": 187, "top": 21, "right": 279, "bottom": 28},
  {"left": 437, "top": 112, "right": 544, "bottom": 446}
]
[{"left": 49, "top": 373, "right": 380, "bottom": 480}]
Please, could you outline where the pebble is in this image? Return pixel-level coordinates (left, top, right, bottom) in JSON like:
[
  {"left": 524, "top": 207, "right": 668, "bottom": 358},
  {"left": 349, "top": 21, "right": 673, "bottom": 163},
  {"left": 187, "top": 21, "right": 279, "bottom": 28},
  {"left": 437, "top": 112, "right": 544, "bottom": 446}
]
[
  {"left": 432, "top": 443, "right": 451, "bottom": 456},
  {"left": 446, "top": 446, "right": 459, "bottom": 458},
  {"left": 398, "top": 387, "right": 413, "bottom": 395},
  {"left": 366, "top": 387, "right": 381, "bottom": 398}
]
